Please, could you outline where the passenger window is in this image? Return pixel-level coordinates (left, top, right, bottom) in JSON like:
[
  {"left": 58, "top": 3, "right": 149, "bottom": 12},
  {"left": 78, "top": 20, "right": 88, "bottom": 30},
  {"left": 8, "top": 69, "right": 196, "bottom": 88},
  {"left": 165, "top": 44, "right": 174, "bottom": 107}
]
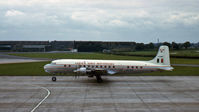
[
  {"left": 100, "top": 65, "right": 102, "bottom": 68},
  {"left": 96, "top": 65, "right": 98, "bottom": 68},
  {"left": 131, "top": 66, "right": 134, "bottom": 69},
  {"left": 92, "top": 65, "right": 94, "bottom": 68},
  {"left": 140, "top": 66, "right": 143, "bottom": 69},
  {"left": 108, "top": 66, "right": 111, "bottom": 68},
  {"left": 136, "top": 66, "right": 138, "bottom": 69},
  {"left": 104, "top": 66, "right": 107, "bottom": 68},
  {"left": 68, "top": 65, "right": 71, "bottom": 67},
  {"left": 127, "top": 66, "right": 129, "bottom": 68},
  {"left": 64, "top": 65, "right": 66, "bottom": 67},
  {"left": 113, "top": 66, "right": 115, "bottom": 68},
  {"left": 83, "top": 65, "right": 86, "bottom": 67},
  {"left": 87, "top": 65, "right": 90, "bottom": 67}
]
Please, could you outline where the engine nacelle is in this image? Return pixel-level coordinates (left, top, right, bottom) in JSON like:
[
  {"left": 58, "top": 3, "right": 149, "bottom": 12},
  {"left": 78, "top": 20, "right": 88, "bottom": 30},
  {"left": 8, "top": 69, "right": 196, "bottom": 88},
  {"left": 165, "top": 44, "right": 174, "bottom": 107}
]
[{"left": 74, "top": 67, "right": 87, "bottom": 74}]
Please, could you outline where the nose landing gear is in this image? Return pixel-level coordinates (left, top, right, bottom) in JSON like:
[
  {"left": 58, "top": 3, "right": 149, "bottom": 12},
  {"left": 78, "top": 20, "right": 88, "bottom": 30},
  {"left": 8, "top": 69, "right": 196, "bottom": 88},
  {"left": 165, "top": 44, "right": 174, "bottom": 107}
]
[
  {"left": 52, "top": 76, "right": 57, "bottom": 82},
  {"left": 88, "top": 75, "right": 94, "bottom": 77}
]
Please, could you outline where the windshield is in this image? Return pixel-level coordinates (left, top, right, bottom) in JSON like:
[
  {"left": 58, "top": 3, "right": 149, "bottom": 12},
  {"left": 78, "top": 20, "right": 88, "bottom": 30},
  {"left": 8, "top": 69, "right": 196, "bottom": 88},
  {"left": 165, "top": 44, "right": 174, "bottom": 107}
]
[{"left": 51, "top": 62, "right": 56, "bottom": 65}]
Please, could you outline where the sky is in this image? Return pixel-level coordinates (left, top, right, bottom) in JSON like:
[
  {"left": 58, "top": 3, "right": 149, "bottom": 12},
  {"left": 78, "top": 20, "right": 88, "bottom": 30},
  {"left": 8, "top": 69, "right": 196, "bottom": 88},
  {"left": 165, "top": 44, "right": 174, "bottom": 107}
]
[{"left": 0, "top": 0, "right": 199, "bottom": 43}]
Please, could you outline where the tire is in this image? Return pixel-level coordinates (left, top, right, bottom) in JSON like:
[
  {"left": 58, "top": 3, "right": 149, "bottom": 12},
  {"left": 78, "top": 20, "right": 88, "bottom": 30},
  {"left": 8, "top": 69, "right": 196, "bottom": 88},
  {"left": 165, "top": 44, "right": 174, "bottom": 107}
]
[
  {"left": 52, "top": 77, "right": 56, "bottom": 82},
  {"left": 97, "top": 79, "right": 103, "bottom": 83},
  {"left": 96, "top": 75, "right": 103, "bottom": 83},
  {"left": 88, "top": 75, "right": 94, "bottom": 77}
]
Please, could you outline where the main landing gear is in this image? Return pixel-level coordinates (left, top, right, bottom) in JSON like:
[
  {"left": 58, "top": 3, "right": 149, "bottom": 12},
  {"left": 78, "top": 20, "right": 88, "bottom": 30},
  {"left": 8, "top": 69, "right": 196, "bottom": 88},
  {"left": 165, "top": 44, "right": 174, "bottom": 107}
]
[
  {"left": 51, "top": 75, "right": 103, "bottom": 83},
  {"left": 95, "top": 75, "right": 103, "bottom": 83},
  {"left": 88, "top": 74, "right": 94, "bottom": 77},
  {"left": 52, "top": 76, "right": 57, "bottom": 82}
]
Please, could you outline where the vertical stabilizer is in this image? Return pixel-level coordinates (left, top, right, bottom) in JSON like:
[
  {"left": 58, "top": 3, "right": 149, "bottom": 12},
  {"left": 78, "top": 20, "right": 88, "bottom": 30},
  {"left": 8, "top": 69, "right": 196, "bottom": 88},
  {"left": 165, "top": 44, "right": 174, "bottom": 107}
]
[{"left": 149, "top": 46, "right": 171, "bottom": 66}]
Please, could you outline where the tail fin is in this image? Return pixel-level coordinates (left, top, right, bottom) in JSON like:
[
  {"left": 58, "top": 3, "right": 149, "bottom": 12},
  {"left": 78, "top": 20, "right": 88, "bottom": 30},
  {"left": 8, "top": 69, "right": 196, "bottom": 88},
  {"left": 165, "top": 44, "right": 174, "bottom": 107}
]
[{"left": 149, "top": 46, "right": 171, "bottom": 66}]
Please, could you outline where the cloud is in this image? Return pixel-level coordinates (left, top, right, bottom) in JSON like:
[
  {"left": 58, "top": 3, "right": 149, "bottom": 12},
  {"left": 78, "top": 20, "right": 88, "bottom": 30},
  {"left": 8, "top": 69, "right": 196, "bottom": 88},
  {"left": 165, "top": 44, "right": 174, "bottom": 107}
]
[
  {"left": 0, "top": 0, "right": 199, "bottom": 42},
  {"left": 70, "top": 9, "right": 152, "bottom": 28},
  {"left": 3, "top": 10, "right": 64, "bottom": 27},
  {"left": 5, "top": 10, "right": 25, "bottom": 17},
  {"left": 109, "top": 19, "right": 128, "bottom": 26},
  {"left": 166, "top": 12, "right": 199, "bottom": 25},
  {"left": 71, "top": 10, "right": 119, "bottom": 27}
]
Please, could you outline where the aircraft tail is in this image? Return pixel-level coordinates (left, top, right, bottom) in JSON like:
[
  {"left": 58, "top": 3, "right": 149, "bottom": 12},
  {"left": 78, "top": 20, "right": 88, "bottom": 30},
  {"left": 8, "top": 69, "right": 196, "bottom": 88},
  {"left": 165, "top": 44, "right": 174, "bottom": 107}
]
[{"left": 149, "top": 45, "right": 171, "bottom": 66}]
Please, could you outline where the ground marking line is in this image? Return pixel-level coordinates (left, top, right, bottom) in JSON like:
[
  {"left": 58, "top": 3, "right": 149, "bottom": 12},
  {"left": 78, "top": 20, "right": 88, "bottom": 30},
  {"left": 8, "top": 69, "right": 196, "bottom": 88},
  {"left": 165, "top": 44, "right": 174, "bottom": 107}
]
[{"left": 30, "top": 85, "right": 51, "bottom": 112}]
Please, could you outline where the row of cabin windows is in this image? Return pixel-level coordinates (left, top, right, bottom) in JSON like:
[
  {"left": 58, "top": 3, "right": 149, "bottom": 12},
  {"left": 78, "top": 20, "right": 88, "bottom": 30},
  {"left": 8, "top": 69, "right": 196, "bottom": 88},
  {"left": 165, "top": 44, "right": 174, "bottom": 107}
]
[
  {"left": 64, "top": 65, "right": 71, "bottom": 67},
  {"left": 64, "top": 65, "right": 143, "bottom": 69},
  {"left": 78, "top": 65, "right": 115, "bottom": 68},
  {"left": 127, "top": 66, "right": 143, "bottom": 69}
]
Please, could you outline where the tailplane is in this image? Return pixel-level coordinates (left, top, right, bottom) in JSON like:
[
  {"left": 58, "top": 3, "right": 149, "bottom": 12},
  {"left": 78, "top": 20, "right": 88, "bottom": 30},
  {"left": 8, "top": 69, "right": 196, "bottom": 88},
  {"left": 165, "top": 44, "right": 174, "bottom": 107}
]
[{"left": 149, "top": 46, "right": 171, "bottom": 66}]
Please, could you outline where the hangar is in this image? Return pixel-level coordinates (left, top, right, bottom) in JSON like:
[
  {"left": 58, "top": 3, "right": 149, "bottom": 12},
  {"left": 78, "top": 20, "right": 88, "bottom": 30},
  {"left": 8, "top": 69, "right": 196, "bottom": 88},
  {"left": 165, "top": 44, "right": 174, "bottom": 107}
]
[
  {"left": 0, "top": 41, "right": 50, "bottom": 52},
  {"left": 0, "top": 41, "right": 76, "bottom": 52}
]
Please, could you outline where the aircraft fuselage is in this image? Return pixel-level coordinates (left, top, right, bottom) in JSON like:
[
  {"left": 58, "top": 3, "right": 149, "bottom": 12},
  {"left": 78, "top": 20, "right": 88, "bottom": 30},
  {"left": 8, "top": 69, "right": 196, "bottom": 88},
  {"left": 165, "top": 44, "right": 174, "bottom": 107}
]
[
  {"left": 44, "top": 59, "right": 172, "bottom": 74},
  {"left": 44, "top": 46, "right": 173, "bottom": 82}
]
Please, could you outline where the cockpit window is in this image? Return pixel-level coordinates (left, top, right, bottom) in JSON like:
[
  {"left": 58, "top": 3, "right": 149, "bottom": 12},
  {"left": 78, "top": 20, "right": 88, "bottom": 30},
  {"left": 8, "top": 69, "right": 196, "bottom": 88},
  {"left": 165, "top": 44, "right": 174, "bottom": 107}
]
[{"left": 51, "top": 62, "right": 56, "bottom": 65}]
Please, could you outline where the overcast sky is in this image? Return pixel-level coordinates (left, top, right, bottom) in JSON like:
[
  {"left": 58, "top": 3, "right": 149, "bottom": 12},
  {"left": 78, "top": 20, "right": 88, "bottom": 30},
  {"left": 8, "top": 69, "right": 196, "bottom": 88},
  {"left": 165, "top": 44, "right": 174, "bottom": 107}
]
[{"left": 0, "top": 0, "right": 199, "bottom": 43}]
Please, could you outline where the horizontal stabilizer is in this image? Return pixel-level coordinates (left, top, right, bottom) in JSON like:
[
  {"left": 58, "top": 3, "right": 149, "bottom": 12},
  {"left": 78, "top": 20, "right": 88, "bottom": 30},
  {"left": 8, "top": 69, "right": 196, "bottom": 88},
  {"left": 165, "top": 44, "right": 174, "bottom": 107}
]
[{"left": 159, "top": 66, "right": 174, "bottom": 71}]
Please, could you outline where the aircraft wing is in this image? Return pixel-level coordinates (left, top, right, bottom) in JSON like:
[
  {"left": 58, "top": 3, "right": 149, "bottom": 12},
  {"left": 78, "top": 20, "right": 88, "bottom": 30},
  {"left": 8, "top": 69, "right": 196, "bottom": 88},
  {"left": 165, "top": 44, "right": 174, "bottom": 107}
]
[
  {"left": 107, "top": 70, "right": 117, "bottom": 74},
  {"left": 158, "top": 66, "right": 174, "bottom": 71},
  {"left": 93, "top": 69, "right": 117, "bottom": 75},
  {"left": 74, "top": 67, "right": 117, "bottom": 75},
  {"left": 93, "top": 68, "right": 117, "bottom": 75}
]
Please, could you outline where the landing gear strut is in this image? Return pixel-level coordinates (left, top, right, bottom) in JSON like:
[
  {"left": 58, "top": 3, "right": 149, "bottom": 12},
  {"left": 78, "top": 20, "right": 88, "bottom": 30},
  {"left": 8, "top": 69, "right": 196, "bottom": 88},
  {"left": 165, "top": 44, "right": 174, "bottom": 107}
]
[
  {"left": 88, "top": 75, "right": 94, "bottom": 78},
  {"left": 95, "top": 75, "right": 103, "bottom": 83},
  {"left": 52, "top": 76, "right": 57, "bottom": 82}
]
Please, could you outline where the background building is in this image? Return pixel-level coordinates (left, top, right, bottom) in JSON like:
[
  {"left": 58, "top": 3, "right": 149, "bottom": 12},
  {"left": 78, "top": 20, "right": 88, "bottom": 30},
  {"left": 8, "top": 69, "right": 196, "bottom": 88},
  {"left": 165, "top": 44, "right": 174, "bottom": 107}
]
[{"left": 0, "top": 41, "right": 50, "bottom": 52}]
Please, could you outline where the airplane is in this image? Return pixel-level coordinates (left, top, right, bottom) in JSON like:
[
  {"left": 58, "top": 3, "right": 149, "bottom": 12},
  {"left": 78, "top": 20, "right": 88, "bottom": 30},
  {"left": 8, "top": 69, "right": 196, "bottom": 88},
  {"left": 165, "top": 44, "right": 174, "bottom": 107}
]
[{"left": 44, "top": 45, "right": 173, "bottom": 83}]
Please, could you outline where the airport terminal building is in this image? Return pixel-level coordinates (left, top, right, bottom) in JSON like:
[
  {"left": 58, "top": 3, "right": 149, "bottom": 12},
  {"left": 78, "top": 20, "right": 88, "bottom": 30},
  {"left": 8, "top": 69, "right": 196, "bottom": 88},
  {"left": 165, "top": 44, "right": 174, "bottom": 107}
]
[{"left": 0, "top": 41, "right": 74, "bottom": 52}]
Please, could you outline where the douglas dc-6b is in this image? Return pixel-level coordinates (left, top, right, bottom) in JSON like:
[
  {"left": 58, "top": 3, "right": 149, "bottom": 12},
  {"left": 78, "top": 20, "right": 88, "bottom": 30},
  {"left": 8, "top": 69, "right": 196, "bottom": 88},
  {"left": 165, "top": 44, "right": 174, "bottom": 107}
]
[{"left": 44, "top": 46, "right": 173, "bottom": 83}]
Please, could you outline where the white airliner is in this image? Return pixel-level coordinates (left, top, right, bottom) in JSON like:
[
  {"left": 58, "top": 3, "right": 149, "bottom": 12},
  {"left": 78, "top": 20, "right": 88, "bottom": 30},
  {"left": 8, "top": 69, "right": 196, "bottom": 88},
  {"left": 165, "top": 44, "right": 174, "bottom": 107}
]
[{"left": 44, "top": 46, "right": 173, "bottom": 82}]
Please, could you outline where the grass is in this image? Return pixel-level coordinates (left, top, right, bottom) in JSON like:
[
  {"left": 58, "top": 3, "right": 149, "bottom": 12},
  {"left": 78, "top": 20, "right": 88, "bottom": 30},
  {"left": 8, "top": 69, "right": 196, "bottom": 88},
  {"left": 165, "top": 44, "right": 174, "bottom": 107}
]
[
  {"left": 0, "top": 61, "right": 199, "bottom": 76},
  {"left": 0, "top": 62, "right": 50, "bottom": 76},
  {"left": 8, "top": 53, "right": 199, "bottom": 64},
  {"left": 8, "top": 53, "right": 150, "bottom": 60},
  {"left": 131, "top": 66, "right": 199, "bottom": 76},
  {"left": 117, "top": 49, "right": 199, "bottom": 58},
  {"left": 170, "top": 58, "right": 199, "bottom": 65}
]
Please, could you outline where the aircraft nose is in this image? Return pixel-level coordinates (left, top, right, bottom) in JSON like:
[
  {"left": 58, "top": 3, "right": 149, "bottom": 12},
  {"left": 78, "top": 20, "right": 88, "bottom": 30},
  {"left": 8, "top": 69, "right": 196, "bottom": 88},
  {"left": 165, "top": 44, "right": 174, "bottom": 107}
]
[
  {"left": 44, "top": 64, "right": 50, "bottom": 72},
  {"left": 44, "top": 64, "right": 48, "bottom": 69}
]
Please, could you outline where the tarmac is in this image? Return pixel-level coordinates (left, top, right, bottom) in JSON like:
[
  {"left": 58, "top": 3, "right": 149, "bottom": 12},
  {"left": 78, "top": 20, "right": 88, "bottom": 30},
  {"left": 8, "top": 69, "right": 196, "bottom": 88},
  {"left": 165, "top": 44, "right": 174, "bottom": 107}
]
[{"left": 0, "top": 76, "right": 199, "bottom": 112}]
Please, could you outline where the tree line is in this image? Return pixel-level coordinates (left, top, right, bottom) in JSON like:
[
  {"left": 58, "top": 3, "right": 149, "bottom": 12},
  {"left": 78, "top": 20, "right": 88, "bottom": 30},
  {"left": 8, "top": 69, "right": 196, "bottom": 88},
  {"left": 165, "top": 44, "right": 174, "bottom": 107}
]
[{"left": 74, "top": 41, "right": 198, "bottom": 52}]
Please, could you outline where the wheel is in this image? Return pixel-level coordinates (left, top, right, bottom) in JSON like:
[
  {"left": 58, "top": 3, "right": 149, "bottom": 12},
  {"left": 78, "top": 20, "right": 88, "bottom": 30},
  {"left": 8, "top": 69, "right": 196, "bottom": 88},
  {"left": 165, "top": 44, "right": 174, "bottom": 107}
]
[
  {"left": 88, "top": 75, "right": 94, "bottom": 78},
  {"left": 96, "top": 75, "right": 103, "bottom": 83},
  {"left": 97, "top": 78, "right": 103, "bottom": 83},
  {"left": 52, "top": 77, "right": 56, "bottom": 82}
]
